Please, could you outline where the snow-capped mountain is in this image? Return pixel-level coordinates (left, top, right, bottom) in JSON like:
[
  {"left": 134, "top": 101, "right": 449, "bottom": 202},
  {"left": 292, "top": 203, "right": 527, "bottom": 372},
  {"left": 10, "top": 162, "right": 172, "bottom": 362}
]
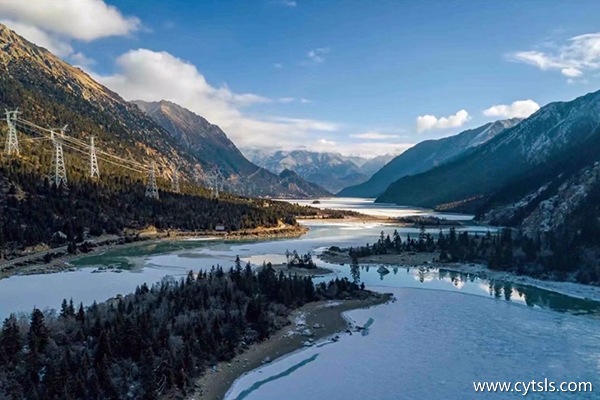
[{"left": 243, "top": 149, "right": 393, "bottom": 193}]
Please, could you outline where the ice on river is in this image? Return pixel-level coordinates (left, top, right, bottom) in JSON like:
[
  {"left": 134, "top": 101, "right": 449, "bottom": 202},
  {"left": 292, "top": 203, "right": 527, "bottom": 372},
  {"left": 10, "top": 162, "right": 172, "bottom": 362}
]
[{"left": 225, "top": 288, "right": 600, "bottom": 400}]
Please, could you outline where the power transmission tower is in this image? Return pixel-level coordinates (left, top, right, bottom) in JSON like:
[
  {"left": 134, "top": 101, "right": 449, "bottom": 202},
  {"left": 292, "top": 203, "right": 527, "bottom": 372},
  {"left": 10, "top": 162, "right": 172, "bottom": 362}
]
[
  {"left": 49, "top": 127, "right": 68, "bottom": 188},
  {"left": 210, "top": 168, "right": 223, "bottom": 199},
  {"left": 171, "top": 165, "right": 180, "bottom": 193},
  {"left": 4, "top": 109, "right": 21, "bottom": 156},
  {"left": 145, "top": 161, "right": 159, "bottom": 199},
  {"left": 90, "top": 136, "right": 100, "bottom": 179}
]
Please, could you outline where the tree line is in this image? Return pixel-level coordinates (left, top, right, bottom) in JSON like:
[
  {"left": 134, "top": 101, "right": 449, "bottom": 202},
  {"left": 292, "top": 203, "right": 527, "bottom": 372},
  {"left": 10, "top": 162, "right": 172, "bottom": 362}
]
[
  {"left": 0, "top": 154, "right": 329, "bottom": 258},
  {"left": 348, "top": 225, "right": 600, "bottom": 285},
  {"left": 0, "top": 260, "right": 367, "bottom": 399}
]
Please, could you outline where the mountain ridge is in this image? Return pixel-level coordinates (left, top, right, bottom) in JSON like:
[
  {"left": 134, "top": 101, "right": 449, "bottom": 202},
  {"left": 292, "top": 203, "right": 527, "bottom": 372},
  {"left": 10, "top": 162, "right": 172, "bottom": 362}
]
[
  {"left": 339, "top": 118, "right": 520, "bottom": 198},
  {"left": 244, "top": 149, "right": 393, "bottom": 193},
  {"left": 376, "top": 90, "right": 600, "bottom": 208},
  {"left": 133, "top": 100, "right": 330, "bottom": 198}
]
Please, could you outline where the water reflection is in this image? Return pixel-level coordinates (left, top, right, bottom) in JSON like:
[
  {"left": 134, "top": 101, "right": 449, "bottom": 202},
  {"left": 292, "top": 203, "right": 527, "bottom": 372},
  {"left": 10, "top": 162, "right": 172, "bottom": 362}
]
[
  {"left": 329, "top": 264, "right": 600, "bottom": 317},
  {"left": 1, "top": 220, "right": 598, "bottom": 320}
]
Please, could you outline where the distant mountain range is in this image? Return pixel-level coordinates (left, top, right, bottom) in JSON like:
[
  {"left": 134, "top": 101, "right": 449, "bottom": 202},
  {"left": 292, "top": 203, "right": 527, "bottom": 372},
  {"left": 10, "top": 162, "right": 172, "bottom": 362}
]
[
  {"left": 338, "top": 118, "right": 520, "bottom": 198},
  {"left": 244, "top": 149, "right": 394, "bottom": 193},
  {"left": 133, "top": 100, "right": 330, "bottom": 198}
]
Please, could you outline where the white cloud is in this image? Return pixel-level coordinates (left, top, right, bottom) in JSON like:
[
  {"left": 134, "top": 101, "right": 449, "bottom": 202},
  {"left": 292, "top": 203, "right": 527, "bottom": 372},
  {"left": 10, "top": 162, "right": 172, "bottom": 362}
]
[
  {"left": 560, "top": 66, "right": 583, "bottom": 77},
  {"left": 94, "top": 49, "right": 340, "bottom": 150},
  {"left": 317, "top": 139, "right": 336, "bottom": 146},
  {"left": 313, "top": 139, "right": 412, "bottom": 157},
  {"left": 0, "top": 0, "right": 140, "bottom": 41},
  {"left": 482, "top": 99, "right": 540, "bottom": 119},
  {"left": 350, "top": 132, "right": 399, "bottom": 140},
  {"left": 334, "top": 142, "right": 413, "bottom": 158},
  {"left": 270, "top": 0, "right": 297, "bottom": 7},
  {"left": 306, "top": 48, "right": 329, "bottom": 64},
  {"left": 511, "top": 33, "right": 600, "bottom": 79},
  {"left": 1, "top": 1, "right": 139, "bottom": 68},
  {"left": 416, "top": 109, "right": 470, "bottom": 133},
  {"left": 70, "top": 52, "right": 96, "bottom": 68},
  {"left": 278, "top": 97, "right": 295, "bottom": 104}
]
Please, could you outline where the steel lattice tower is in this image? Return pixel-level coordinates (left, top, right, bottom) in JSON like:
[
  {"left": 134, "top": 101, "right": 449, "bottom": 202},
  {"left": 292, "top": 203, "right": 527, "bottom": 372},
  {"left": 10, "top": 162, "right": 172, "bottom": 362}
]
[
  {"left": 90, "top": 136, "right": 100, "bottom": 179},
  {"left": 171, "top": 166, "right": 180, "bottom": 193},
  {"left": 49, "top": 128, "right": 68, "bottom": 188},
  {"left": 145, "top": 161, "right": 159, "bottom": 199},
  {"left": 4, "top": 109, "right": 21, "bottom": 156}
]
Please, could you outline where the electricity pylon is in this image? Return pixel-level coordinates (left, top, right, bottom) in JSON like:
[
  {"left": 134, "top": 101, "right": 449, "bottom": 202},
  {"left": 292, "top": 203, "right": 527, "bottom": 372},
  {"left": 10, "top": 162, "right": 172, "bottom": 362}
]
[
  {"left": 90, "top": 136, "right": 100, "bottom": 179},
  {"left": 4, "top": 109, "right": 21, "bottom": 156},
  {"left": 145, "top": 161, "right": 159, "bottom": 199},
  {"left": 49, "top": 127, "right": 68, "bottom": 188}
]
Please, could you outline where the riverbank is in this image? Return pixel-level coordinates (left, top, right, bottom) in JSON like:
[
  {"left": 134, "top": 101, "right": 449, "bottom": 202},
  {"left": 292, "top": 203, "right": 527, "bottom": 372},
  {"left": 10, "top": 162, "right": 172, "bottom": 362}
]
[
  {"left": 187, "top": 293, "right": 392, "bottom": 400},
  {"left": 0, "top": 222, "right": 308, "bottom": 281},
  {"left": 319, "top": 249, "right": 600, "bottom": 302}
]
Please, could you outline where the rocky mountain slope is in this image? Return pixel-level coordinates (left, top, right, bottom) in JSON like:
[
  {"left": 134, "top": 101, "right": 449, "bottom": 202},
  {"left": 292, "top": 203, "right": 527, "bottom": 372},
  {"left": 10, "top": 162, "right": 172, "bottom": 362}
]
[
  {"left": 244, "top": 149, "right": 391, "bottom": 193},
  {"left": 133, "top": 100, "right": 329, "bottom": 198},
  {"left": 377, "top": 90, "right": 600, "bottom": 208},
  {"left": 484, "top": 162, "right": 600, "bottom": 238},
  {"left": 339, "top": 119, "right": 519, "bottom": 198}
]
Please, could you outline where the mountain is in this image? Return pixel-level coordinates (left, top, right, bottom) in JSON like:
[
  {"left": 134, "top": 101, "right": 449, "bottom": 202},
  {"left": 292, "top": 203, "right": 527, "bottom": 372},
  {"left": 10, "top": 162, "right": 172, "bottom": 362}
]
[
  {"left": 278, "top": 169, "right": 332, "bottom": 198},
  {"left": 355, "top": 154, "right": 396, "bottom": 179},
  {"left": 132, "top": 100, "right": 328, "bottom": 198},
  {"left": 376, "top": 90, "right": 600, "bottom": 209},
  {"left": 0, "top": 23, "right": 328, "bottom": 252},
  {"left": 132, "top": 100, "right": 258, "bottom": 177},
  {"left": 244, "top": 149, "right": 391, "bottom": 193},
  {"left": 339, "top": 119, "right": 520, "bottom": 198},
  {"left": 0, "top": 25, "right": 197, "bottom": 176}
]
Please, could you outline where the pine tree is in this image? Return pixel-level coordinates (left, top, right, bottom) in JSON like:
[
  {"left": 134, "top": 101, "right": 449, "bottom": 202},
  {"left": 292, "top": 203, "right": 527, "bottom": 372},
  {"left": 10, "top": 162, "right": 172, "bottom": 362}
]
[
  {"left": 0, "top": 314, "right": 21, "bottom": 362},
  {"left": 27, "top": 308, "right": 49, "bottom": 354}
]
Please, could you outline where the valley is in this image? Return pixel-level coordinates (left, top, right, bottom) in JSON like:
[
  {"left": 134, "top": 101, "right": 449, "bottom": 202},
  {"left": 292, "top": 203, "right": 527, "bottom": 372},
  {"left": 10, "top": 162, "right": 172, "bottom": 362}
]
[{"left": 1, "top": 4, "right": 600, "bottom": 399}]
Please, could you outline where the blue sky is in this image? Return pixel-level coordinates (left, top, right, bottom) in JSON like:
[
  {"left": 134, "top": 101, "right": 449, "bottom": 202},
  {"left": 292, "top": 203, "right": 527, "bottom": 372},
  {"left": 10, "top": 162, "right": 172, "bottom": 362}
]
[{"left": 2, "top": 0, "right": 600, "bottom": 156}]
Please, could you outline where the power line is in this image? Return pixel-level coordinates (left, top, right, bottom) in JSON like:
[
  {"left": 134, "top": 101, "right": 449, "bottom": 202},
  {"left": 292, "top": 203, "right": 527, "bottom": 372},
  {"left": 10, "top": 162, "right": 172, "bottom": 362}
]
[
  {"left": 6, "top": 116, "right": 218, "bottom": 197},
  {"left": 17, "top": 118, "right": 147, "bottom": 170}
]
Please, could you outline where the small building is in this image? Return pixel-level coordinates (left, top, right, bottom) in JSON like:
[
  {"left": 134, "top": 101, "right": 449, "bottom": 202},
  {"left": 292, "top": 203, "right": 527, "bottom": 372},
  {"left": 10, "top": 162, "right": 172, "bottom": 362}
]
[{"left": 215, "top": 224, "right": 226, "bottom": 232}]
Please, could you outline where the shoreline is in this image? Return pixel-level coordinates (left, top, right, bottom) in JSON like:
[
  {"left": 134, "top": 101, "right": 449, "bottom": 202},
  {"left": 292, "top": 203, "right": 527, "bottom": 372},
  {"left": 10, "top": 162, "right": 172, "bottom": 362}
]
[
  {"left": 319, "top": 250, "right": 600, "bottom": 303},
  {"left": 0, "top": 222, "right": 308, "bottom": 281},
  {"left": 187, "top": 293, "right": 391, "bottom": 400}
]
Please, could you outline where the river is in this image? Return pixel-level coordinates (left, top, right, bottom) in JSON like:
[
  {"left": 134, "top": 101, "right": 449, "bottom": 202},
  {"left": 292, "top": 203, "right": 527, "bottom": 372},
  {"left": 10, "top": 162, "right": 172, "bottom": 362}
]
[{"left": 0, "top": 198, "right": 599, "bottom": 399}]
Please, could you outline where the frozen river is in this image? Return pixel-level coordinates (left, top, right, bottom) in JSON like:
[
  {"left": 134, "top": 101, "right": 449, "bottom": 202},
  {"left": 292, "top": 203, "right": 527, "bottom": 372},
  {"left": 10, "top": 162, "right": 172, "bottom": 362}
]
[{"left": 0, "top": 199, "right": 599, "bottom": 399}]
